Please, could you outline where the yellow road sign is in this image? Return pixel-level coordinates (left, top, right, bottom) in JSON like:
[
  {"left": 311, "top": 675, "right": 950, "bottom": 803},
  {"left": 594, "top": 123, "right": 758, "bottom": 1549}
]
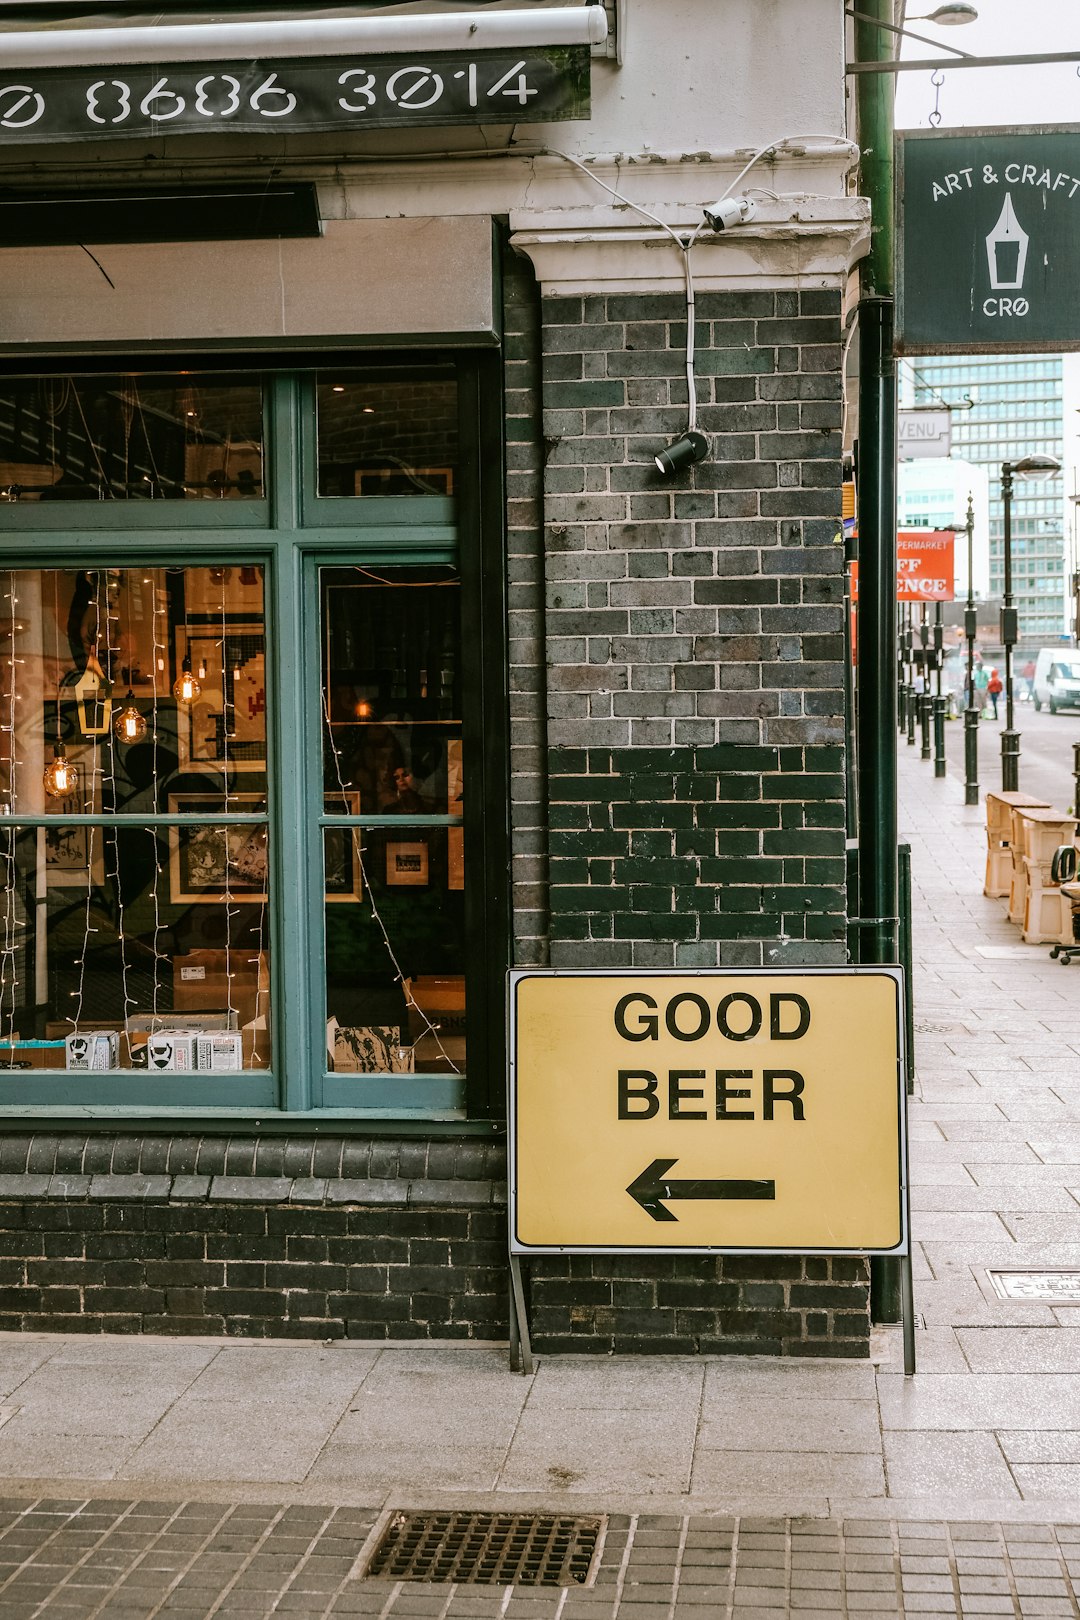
[{"left": 509, "top": 969, "right": 907, "bottom": 1256}]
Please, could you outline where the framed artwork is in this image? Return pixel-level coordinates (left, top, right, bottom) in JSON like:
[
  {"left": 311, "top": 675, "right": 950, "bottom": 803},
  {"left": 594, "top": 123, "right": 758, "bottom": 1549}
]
[
  {"left": 181, "top": 564, "right": 265, "bottom": 618},
  {"left": 167, "top": 793, "right": 268, "bottom": 904},
  {"left": 386, "top": 839, "right": 429, "bottom": 888},
  {"left": 447, "top": 737, "right": 464, "bottom": 892},
  {"left": 324, "top": 791, "right": 363, "bottom": 904},
  {"left": 45, "top": 823, "right": 106, "bottom": 889},
  {"left": 175, "top": 622, "right": 266, "bottom": 767},
  {"left": 354, "top": 466, "right": 453, "bottom": 497}
]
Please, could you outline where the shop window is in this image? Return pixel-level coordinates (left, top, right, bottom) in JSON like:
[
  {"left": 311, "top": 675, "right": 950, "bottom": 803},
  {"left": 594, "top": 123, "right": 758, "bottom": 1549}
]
[
  {"left": 0, "top": 564, "right": 270, "bottom": 1078},
  {"left": 0, "top": 377, "right": 263, "bottom": 502},
  {"left": 0, "top": 361, "right": 507, "bottom": 1120},
  {"left": 320, "top": 565, "right": 465, "bottom": 1092}
]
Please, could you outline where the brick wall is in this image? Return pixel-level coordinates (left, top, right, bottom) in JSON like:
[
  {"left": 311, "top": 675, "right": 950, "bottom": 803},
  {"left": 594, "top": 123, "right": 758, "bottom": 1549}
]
[
  {"left": 500, "top": 259, "right": 869, "bottom": 1356},
  {"left": 0, "top": 1134, "right": 506, "bottom": 1341},
  {"left": 534, "top": 284, "right": 848, "bottom": 969},
  {"left": 0, "top": 1132, "right": 869, "bottom": 1354}
]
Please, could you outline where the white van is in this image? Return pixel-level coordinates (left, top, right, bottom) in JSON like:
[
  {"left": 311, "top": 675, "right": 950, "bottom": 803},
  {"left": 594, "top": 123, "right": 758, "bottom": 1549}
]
[{"left": 1033, "top": 648, "right": 1080, "bottom": 713}]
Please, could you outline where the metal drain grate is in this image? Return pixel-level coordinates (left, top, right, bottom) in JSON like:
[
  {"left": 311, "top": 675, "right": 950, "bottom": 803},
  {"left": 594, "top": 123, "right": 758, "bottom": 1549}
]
[{"left": 362, "top": 1510, "right": 604, "bottom": 1586}]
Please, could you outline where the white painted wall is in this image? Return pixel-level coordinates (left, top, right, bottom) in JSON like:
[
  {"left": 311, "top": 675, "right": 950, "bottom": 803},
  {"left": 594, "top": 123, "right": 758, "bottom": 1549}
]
[
  {"left": 0, "top": 1, "right": 862, "bottom": 300},
  {"left": 554, "top": 0, "right": 846, "bottom": 158}
]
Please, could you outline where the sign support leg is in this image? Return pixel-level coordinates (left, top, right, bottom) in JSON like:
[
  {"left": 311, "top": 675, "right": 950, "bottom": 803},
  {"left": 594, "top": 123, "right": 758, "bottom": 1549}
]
[
  {"left": 901, "top": 1250, "right": 917, "bottom": 1377},
  {"left": 508, "top": 1253, "right": 534, "bottom": 1374}
]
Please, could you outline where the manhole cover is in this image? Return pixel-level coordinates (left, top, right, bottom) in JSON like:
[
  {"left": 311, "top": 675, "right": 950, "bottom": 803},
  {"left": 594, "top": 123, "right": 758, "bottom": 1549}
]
[
  {"left": 988, "top": 1270, "right": 1080, "bottom": 1303},
  {"left": 914, "top": 1020, "right": 965, "bottom": 1034},
  {"left": 359, "top": 1511, "right": 603, "bottom": 1587}
]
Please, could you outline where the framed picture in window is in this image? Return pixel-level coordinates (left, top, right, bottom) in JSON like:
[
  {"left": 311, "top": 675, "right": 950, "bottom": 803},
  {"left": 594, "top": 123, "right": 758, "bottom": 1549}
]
[
  {"left": 175, "top": 623, "right": 266, "bottom": 767},
  {"left": 167, "top": 793, "right": 268, "bottom": 905},
  {"left": 386, "top": 839, "right": 428, "bottom": 887},
  {"left": 45, "top": 823, "right": 106, "bottom": 889},
  {"left": 324, "top": 791, "right": 363, "bottom": 903}
]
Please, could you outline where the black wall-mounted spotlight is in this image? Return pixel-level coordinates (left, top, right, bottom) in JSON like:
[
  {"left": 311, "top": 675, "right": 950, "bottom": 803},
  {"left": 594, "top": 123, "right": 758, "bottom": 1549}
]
[{"left": 654, "top": 430, "right": 710, "bottom": 479}]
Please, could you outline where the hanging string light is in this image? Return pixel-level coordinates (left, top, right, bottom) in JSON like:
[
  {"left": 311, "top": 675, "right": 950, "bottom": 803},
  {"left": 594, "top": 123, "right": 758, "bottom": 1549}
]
[
  {"left": 173, "top": 653, "right": 201, "bottom": 705},
  {"left": 113, "top": 572, "right": 148, "bottom": 743},
  {"left": 44, "top": 571, "right": 78, "bottom": 799},
  {"left": 43, "top": 740, "right": 78, "bottom": 799},
  {"left": 113, "top": 695, "right": 146, "bottom": 744}
]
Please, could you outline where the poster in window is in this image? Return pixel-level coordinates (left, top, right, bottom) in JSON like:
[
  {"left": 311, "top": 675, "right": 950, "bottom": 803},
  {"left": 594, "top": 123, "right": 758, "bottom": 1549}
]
[
  {"left": 167, "top": 793, "right": 268, "bottom": 904},
  {"left": 386, "top": 839, "right": 428, "bottom": 888},
  {"left": 175, "top": 624, "right": 266, "bottom": 766},
  {"left": 447, "top": 737, "right": 464, "bottom": 892},
  {"left": 325, "top": 791, "right": 363, "bottom": 903}
]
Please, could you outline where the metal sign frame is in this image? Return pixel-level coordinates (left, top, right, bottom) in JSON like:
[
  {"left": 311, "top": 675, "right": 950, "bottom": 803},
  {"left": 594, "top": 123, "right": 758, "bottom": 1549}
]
[
  {"left": 506, "top": 965, "right": 910, "bottom": 1260},
  {"left": 898, "top": 124, "right": 1080, "bottom": 355}
]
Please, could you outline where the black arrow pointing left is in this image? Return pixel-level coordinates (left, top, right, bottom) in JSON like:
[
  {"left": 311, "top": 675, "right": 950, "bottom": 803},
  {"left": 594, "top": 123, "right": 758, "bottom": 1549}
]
[{"left": 627, "top": 1158, "right": 777, "bottom": 1223}]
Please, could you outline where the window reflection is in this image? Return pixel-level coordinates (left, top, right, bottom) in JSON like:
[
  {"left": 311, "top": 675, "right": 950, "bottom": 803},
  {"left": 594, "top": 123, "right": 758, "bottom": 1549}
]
[
  {"left": 0, "top": 376, "right": 263, "bottom": 501},
  {"left": 316, "top": 367, "right": 457, "bottom": 498},
  {"left": 320, "top": 566, "right": 464, "bottom": 1077}
]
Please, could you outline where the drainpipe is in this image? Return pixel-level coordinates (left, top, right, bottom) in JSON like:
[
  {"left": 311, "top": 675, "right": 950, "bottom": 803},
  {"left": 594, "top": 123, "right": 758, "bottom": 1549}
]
[{"left": 854, "top": 0, "right": 900, "bottom": 1324}]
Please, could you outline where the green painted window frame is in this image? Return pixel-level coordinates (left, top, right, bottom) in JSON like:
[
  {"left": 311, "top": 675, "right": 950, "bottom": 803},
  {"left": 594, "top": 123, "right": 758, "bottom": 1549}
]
[{"left": 0, "top": 357, "right": 510, "bottom": 1126}]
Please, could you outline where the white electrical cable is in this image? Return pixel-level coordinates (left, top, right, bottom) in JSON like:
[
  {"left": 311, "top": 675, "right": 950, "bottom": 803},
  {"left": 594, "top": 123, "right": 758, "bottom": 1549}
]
[{"left": 546, "top": 136, "right": 859, "bottom": 441}]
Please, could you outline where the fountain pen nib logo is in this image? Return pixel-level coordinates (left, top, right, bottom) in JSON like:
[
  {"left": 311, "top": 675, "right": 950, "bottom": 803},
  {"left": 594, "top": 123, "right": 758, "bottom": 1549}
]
[{"left": 986, "top": 193, "right": 1029, "bottom": 291}]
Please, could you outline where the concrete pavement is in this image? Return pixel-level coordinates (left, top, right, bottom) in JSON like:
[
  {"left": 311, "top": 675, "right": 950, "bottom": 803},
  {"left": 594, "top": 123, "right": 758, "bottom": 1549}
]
[{"left": 0, "top": 739, "right": 1078, "bottom": 1613}]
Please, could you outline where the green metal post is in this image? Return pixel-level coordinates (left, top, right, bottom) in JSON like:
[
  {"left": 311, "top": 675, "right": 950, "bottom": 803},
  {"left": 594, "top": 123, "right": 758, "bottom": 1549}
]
[
  {"left": 1000, "top": 463, "right": 1020, "bottom": 791},
  {"left": 963, "top": 495, "right": 980, "bottom": 804},
  {"left": 856, "top": 0, "right": 901, "bottom": 1325}
]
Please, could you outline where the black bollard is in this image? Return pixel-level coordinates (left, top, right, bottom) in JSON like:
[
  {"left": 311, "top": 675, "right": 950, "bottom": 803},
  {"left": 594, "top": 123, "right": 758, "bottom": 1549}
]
[
  {"left": 964, "top": 703, "right": 980, "bottom": 806},
  {"left": 919, "top": 692, "right": 931, "bottom": 759},
  {"left": 933, "top": 695, "right": 947, "bottom": 778}
]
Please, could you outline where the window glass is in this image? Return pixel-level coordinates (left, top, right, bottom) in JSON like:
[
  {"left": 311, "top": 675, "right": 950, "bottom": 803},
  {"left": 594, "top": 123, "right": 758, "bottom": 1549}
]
[
  {"left": 315, "top": 367, "right": 457, "bottom": 498},
  {"left": 0, "top": 376, "right": 262, "bottom": 502},
  {"left": 320, "top": 565, "right": 464, "bottom": 1080},
  {"left": 0, "top": 566, "right": 267, "bottom": 813},
  {"left": 0, "top": 563, "right": 270, "bottom": 1072}
]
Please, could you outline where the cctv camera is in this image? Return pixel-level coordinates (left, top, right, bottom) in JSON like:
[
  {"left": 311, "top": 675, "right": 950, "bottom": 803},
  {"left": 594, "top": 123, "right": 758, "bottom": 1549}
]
[
  {"left": 702, "top": 196, "right": 757, "bottom": 232},
  {"left": 654, "top": 430, "right": 710, "bottom": 479}
]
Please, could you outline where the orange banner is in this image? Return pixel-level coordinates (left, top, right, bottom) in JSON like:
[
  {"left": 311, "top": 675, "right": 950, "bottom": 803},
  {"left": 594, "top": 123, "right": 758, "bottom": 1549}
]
[{"left": 849, "top": 530, "right": 955, "bottom": 603}]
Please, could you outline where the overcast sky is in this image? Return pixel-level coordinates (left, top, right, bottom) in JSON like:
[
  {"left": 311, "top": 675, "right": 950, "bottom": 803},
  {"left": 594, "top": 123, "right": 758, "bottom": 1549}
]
[{"left": 895, "top": 0, "right": 1080, "bottom": 130}]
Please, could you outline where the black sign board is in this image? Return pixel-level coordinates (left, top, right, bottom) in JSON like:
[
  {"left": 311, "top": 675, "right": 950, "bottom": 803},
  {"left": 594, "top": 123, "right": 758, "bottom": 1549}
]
[
  {"left": 0, "top": 45, "right": 589, "bottom": 144},
  {"left": 899, "top": 127, "right": 1080, "bottom": 353}
]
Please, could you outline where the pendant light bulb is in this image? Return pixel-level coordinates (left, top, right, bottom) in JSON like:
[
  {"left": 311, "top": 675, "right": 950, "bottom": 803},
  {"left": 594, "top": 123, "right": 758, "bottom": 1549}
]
[
  {"left": 43, "top": 741, "right": 79, "bottom": 800},
  {"left": 173, "top": 655, "right": 201, "bottom": 705},
  {"left": 113, "top": 691, "right": 147, "bottom": 744}
]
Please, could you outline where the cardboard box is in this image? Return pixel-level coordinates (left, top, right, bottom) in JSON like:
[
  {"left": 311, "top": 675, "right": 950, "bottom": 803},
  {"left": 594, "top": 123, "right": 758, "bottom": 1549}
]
[
  {"left": 66, "top": 1031, "right": 119, "bottom": 1071},
  {"left": 404, "top": 977, "right": 465, "bottom": 1072},
  {"left": 242, "top": 1015, "right": 271, "bottom": 1069},
  {"left": 195, "top": 1032, "right": 244, "bottom": 1072},
  {"left": 146, "top": 1031, "right": 198, "bottom": 1071},
  {"left": 0, "top": 1040, "right": 66, "bottom": 1071},
  {"left": 173, "top": 950, "right": 269, "bottom": 1030}
]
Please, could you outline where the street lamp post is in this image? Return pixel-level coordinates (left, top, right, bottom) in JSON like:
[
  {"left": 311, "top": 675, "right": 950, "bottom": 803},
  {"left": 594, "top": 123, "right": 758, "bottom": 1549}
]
[
  {"left": 932, "top": 602, "right": 947, "bottom": 777},
  {"left": 1000, "top": 455, "right": 1061, "bottom": 791},
  {"left": 962, "top": 494, "right": 979, "bottom": 805},
  {"left": 919, "top": 607, "right": 932, "bottom": 759},
  {"left": 905, "top": 606, "right": 917, "bottom": 746}
]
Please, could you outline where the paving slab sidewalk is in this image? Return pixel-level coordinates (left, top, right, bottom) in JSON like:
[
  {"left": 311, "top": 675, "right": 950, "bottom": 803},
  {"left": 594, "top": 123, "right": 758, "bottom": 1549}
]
[{"left": 0, "top": 742, "right": 1077, "bottom": 1613}]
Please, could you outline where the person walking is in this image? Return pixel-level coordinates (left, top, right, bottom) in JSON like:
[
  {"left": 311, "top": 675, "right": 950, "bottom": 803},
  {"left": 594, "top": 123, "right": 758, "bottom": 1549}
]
[
  {"left": 987, "top": 666, "right": 1003, "bottom": 720},
  {"left": 974, "top": 659, "right": 989, "bottom": 717}
]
